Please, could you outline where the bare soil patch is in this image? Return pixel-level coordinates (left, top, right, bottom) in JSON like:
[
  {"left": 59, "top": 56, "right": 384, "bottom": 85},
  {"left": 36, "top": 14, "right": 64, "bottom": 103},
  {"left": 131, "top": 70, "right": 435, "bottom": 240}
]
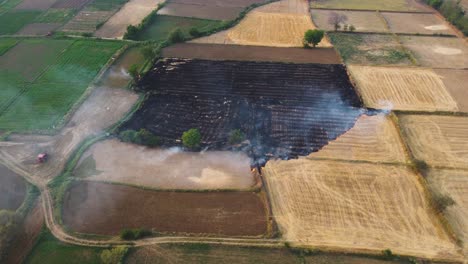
[
  {"left": 62, "top": 10, "right": 114, "bottom": 33},
  {"left": 52, "top": 0, "right": 92, "bottom": 9},
  {"left": 253, "top": 0, "right": 309, "bottom": 14},
  {"left": 383, "top": 12, "right": 456, "bottom": 35},
  {"left": 434, "top": 69, "right": 468, "bottom": 113},
  {"left": 400, "top": 36, "right": 468, "bottom": 68},
  {"left": 169, "top": 0, "right": 267, "bottom": 7},
  {"left": 0, "top": 163, "right": 27, "bottom": 211},
  {"left": 309, "top": 114, "right": 408, "bottom": 164},
  {"left": 264, "top": 159, "right": 461, "bottom": 261},
  {"left": 63, "top": 181, "right": 268, "bottom": 236},
  {"left": 311, "top": 10, "right": 388, "bottom": 32},
  {"left": 16, "top": 23, "right": 61, "bottom": 35},
  {"left": 399, "top": 115, "right": 468, "bottom": 169},
  {"left": 4, "top": 199, "right": 44, "bottom": 264},
  {"left": 15, "top": 0, "right": 58, "bottom": 10},
  {"left": 428, "top": 169, "right": 468, "bottom": 257},
  {"left": 163, "top": 43, "right": 341, "bottom": 63},
  {"left": 158, "top": 3, "right": 243, "bottom": 20},
  {"left": 98, "top": 47, "right": 144, "bottom": 88},
  {"left": 349, "top": 65, "right": 458, "bottom": 112},
  {"left": 94, "top": 0, "right": 164, "bottom": 39},
  {"left": 75, "top": 139, "right": 256, "bottom": 190}
]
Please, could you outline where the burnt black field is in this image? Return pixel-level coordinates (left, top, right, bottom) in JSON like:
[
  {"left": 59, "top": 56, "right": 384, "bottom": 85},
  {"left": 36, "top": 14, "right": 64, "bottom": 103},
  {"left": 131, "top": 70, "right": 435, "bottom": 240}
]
[{"left": 123, "top": 59, "right": 365, "bottom": 163}]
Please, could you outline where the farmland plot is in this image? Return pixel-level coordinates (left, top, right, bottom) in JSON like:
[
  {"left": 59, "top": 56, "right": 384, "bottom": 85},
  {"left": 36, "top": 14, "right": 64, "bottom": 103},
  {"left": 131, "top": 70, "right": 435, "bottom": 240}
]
[
  {"left": 308, "top": 114, "right": 408, "bottom": 164},
  {"left": 62, "top": 10, "right": 114, "bottom": 33},
  {"left": 0, "top": 163, "right": 27, "bottom": 211},
  {"left": 97, "top": 46, "right": 144, "bottom": 88},
  {"left": 310, "top": 0, "right": 428, "bottom": 12},
  {"left": 0, "top": 10, "right": 41, "bottom": 35},
  {"left": 0, "top": 38, "right": 18, "bottom": 55},
  {"left": 382, "top": 13, "right": 456, "bottom": 35},
  {"left": 349, "top": 65, "right": 458, "bottom": 112},
  {"left": 427, "top": 169, "right": 468, "bottom": 257},
  {"left": 63, "top": 181, "right": 268, "bottom": 236},
  {"left": 434, "top": 69, "right": 468, "bottom": 112},
  {"left": 15, "top": 0, "right": 57, "bottom": 10},
  {"left": 75, "top": 139, "right": 256, "bottom": 190},
  {"left": 400, "top": 36, "right": 468, "bottom": 68},
  {"left": 94, "top": 0, "right": 164, "bottom": 39},
  {"left": 311, "top": 10, "right": 388, "bottom": 33},
  {"left": 399, "top": 115, "right": 468, "bottom": 169},
  {"left": 264, "top": 159, "right": 461, "bottom": 261},
  {"left": 17, "top": 23, "right": 61, "bottom": 35}
]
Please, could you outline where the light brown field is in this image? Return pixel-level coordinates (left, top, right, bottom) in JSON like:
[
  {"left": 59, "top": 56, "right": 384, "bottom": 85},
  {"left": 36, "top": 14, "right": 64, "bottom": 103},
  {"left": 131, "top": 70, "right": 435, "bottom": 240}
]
[
  {"left": 311, "top": 10, "right": 388, "bottom": 32},
  {"left": 308, "top": 114, "right": 408, "bottom": 164},
  {"left": 263, "top": 159, "right": 461, "bottom": 261},
  {"left": 428, "top": 169, "right": 468, "bottom": 257},
  {"left": 400, "top": 36, "right": 468, "bottom": 69},
  {"left": 382, "top": 13, "right": 456, "bottom": 35},
  {"left": 94, "top": 0, "right": 163, "bottom": 39},
  {"left": 399, "top": 115, "right": 468, "bottom": 169},
  {"left": 75, "top": 139, "right": 256, "bottom": 190},
  {"left": 434, "top": 69, "right": 468, "bottom": 113},
  {"left": 349, "top": 65, "right": 458, "bottom": 112},
  {"left": 192, "top": 0, "right": 331, "bottom": 47},
  {"left": 62, "top": 10, "right": 114, "bottom": 33}
]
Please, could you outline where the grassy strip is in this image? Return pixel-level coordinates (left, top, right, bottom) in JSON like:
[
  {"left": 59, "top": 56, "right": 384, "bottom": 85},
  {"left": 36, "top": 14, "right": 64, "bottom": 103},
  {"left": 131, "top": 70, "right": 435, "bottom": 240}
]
[
  {"left": 423, "top": 0, "right": 468, "bottom": 36},
  {"left": 16, "top": 184, "right": 40, "bottom": 218}
]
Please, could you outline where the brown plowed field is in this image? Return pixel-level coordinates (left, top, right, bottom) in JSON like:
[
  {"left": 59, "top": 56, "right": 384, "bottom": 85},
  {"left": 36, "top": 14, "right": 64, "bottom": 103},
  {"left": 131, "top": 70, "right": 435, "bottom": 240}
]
[
  {"left": 263, "top": 159, "right": 461, "bottom": 261},
  {"left": 52, "top": 0, "right": 91, "bottom": 9},
  {"left": 349, "top": 65, "right": 458, "bottom": 112},
  {"left": 311, "top": 10, "right": 388, "bottom": 33},
  {"left": 94, "top": 0, "right": 164, "bottom": 39},
  {"left": 254, "top": 0, "right": 309, "bottom": 14},
  {"left": 399, "top": 115, "right": 468, "bottom": 169},
  {"left": 63, "top": 181, "right": 268, "bottom": 236},
  {"left": 434, "top": 69, "right": 468, "bottom": 112},
  {"left": 400, "top": 36, "right": 468, "bottom": 69},
  {"left": 428, "top": 169, "right": 468, "bottom": 257},
  {"left": 169, "top": 0, "right": 267, "bottom": 7},
  {"left": 157, "top": 3, "right": 244, "bottom": 20},
  {"left": 382, "top": 12, "right": 456, "bottom": 35},
  {"left": 75, "top": 139, "right": 256, "bottom": 190},
  {"left": 309, "top": 114, "right": 408, "bottom": 164},
  {"left": 15, "top": 0, "right": 57, "bottom": 10},
  {"left": 17, "top": 23, "right": 61, "bottom": 36},
  {"left": 162, "top": 43, "right": 341, "bottom": 63},
  {"left": 0, "top": 163, "right": 27, "bottom": 211},
  {"left": 62, "top": 11, "right": 114, "bottom": 33}
]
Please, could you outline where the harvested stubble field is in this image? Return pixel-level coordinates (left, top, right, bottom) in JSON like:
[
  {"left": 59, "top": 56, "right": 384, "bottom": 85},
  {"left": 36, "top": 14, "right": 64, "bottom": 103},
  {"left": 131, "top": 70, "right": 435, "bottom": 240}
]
[
  {"left": 311, "top": 10, "right": 388, "bottom": 33},
  {"left": 382, "top": 12, "right": 456, "bottom": 35},
  {"left": 94, "top": 0, "right": 164, "bottom": 39},
  {"left": 193, "top": 11, "right": 331, "bottom": 47},
  {"left": 0, "top": 163, "right": 27, "bottom": 211},
  {"left": 136, "top": 15, "right": 223, "bottom": 42},
  {"left": 308, "top": 114, "right": 408, "bottom": 164},
  {"left": 434, "top": 69, "right": 468, "bottom": 112},
  {"left": 310, "top": 0, "right": 429, "bottom": 12},
  {"left": 427, "top": 169, "right": 468, "bottom": 257},
  {"left": 74, "top": 139, "right": 256, "bottom": 190},
  {"left": 349, "top": 65, "right": 458, "bottom": 112},
  {"left": 62, "top": 10, "right": 114, "bottom": 33},
  {"left": 399, "top": 115, "right": 468, "bottom": 169},
  {"left": 123, "top": 59, "right": 363, "bottom": 161},
  {"left": 162, "top": 43, "right": 341, "bottom": 64},
  {"left": 264, "top": 159, "right": 461, "bottom": 261},
  {"left": 400, "top": 36, "right": 468, "bottom": 68},
  {"left": 329, "top": 33, "right": 413, "bottom": 65},
  {"left": 63, "top": 181, "right": 268, "bottom": 236},
  {"left": 0, "top": 39, "right": 123, "bottom": 131},
  {"left": 157, "top": 2, "right": 244, "bottom": 20}
]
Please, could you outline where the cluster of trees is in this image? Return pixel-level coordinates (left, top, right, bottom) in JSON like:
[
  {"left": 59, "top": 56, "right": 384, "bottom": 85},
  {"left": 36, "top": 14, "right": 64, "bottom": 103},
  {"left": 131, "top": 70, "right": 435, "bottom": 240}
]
[
  {"left": 425, "top": 0, "right": 468, "bottom": 35},
  {"left": 123, "top": 3, "right": 166, "bottom": 40},
  {"left": 119, "top": 129, "right": 160, "bottom": 147},
  {"left": 120, "top": 228, "right": 152, "bottom": 240},
  {"left": 100, "top": 246, "right": 128, "bottom": 264},
  {"left": 328, "top": 12, "right": 355, "bottom": 32}
]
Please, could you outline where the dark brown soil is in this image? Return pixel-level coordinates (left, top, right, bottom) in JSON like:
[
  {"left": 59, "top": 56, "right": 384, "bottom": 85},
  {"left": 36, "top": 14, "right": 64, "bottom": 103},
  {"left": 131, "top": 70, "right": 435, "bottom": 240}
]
[
  {"left": 162, "top": 43, "right": 341, "bottom": 64},
  {"left": 0, "top": 164, "right": 27, "bottom": 211},
  {"left": 52, "top": 0, "right": 91, "bottom": 9},
  {"left": 123, "top": 59, "right": 363, "bottom": 163},
  {"left": 63, "top": 181, "right": 268, "bottom": 236},
  {"left": 17, "top": 23, "right": 61, "bottom": 36}
]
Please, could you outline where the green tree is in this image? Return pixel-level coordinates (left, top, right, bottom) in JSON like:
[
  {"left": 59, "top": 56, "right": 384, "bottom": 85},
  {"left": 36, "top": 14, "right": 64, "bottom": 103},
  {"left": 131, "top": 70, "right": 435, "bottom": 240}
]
[
  {"left": 168, "top": 28, "right": 184, "bottom": 43},
  {"left": 189, "top": 27, "right": 201, "bottom": 37},
  {"left": 304, "top": 29, "right": 324, "bottom": 48},
  {"left": 141, "top": 45, "right": 156, "bottom": 60},
  {"left": 128, "top": 64, "right": 139, "bottom": 82},
  {"left": 138, "top": 129, "right": 160, "bottom": 147},
  {"left": 182, "top": 128, "right": 201, "bottom": 149},
  {"left": 228, "top": 129, "right": 245, "bottom": 145},
  {"left": 119, "top": 130, "right": 139, "bottom": 144},
  {"left": 100, "top": 246, "right": 128, "bottom": 264},
  {"left": 123, "top": 25, "right": 139, "bottom": 40}
]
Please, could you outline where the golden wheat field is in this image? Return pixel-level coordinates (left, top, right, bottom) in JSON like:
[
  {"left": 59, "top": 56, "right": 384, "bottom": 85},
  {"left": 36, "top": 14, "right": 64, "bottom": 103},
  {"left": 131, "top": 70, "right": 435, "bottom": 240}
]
[
  {"left": 349, "top": 66, "right": 458, "bottom": 112},
  {"left": 263, "top": 159, "right": 461, "bottom": 261},
  {"left": 399, "top": 115, "right": 468, "bottom": 169},
  {"left": 428, "top": 169, "right": 468, "bottom": 257},
  {"left": 308, "top": 114, "right": 408, "bottom": 164}
]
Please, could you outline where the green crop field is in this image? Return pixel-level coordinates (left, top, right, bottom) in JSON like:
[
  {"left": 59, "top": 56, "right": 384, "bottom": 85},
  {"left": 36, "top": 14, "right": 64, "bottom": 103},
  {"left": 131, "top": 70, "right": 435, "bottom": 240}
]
[
  {"left": 0, "top": 10, "right": 42, "bottom": 35},
  {"left": 25, "top": 231, "right": 103, "bottom": 264},
  {"left": 311, "top": 0, "right": 415, "bottom": 11},
  {"left": 137, "top": 15, "right": 223, "bottom": 42},
  {"left": 0, "top": 0, "right": 23, "bottom": 14},
  {"left": 0, "top": 39, "right": 123, "bottom": 131},
  {"left": 34, "top": 9, "right": 76, "bottom": 23},
  {"left": 0, "top": 38, "right": 18, "bottom": 55}
]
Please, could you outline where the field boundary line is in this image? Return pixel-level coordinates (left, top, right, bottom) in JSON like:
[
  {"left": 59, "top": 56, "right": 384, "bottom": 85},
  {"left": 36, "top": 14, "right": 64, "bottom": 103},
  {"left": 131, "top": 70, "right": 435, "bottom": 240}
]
[{"left": 310, "top": 7, "right": 434, "bottom": 14}]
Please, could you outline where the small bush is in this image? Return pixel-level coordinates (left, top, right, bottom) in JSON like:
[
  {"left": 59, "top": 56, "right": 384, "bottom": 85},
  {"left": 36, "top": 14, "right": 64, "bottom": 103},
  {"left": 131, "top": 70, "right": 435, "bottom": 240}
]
[
  {"left": 100, "top": 246, "right": 128, "bottom": 264},
  {"left": 120, "top": 229, "right": 135, "bottom": 240},
  {"left": 189, "top": 27, "right": 201, "bottom": 37},
  {"left": 168, "top": 28, "right": 184, "bottom": 43},
  {"left": 182, "top": 128, "right": 201, "bottom": 149},
  {"left": 138, "top": 129, "right": 160, "bottom": 147},
  {"left": 123, "top": 25, "right": 139, "bottom": 40},
  {"left": 228, "top": 129, "right": 245, "bottom": 145},
  {"left": 433, "top": 193, "right": 456, "bottom": 213},
  {"left": 382, "top": 249, "right": 394, "bottom": 260},
  {"left": 413, "top": 159, "right": 429, "bottom": 176},
  {"left": 119, "top": 130, "right": 139, "bottom": 143},
  {"left": 120, "top": 228, "right": 151, "bottom": 240}
]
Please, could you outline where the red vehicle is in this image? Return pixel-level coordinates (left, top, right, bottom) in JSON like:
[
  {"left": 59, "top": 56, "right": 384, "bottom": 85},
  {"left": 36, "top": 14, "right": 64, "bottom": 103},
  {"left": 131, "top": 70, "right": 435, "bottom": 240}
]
[{"left": 37, "top": 153, "right": 48, "bottom": 163}]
